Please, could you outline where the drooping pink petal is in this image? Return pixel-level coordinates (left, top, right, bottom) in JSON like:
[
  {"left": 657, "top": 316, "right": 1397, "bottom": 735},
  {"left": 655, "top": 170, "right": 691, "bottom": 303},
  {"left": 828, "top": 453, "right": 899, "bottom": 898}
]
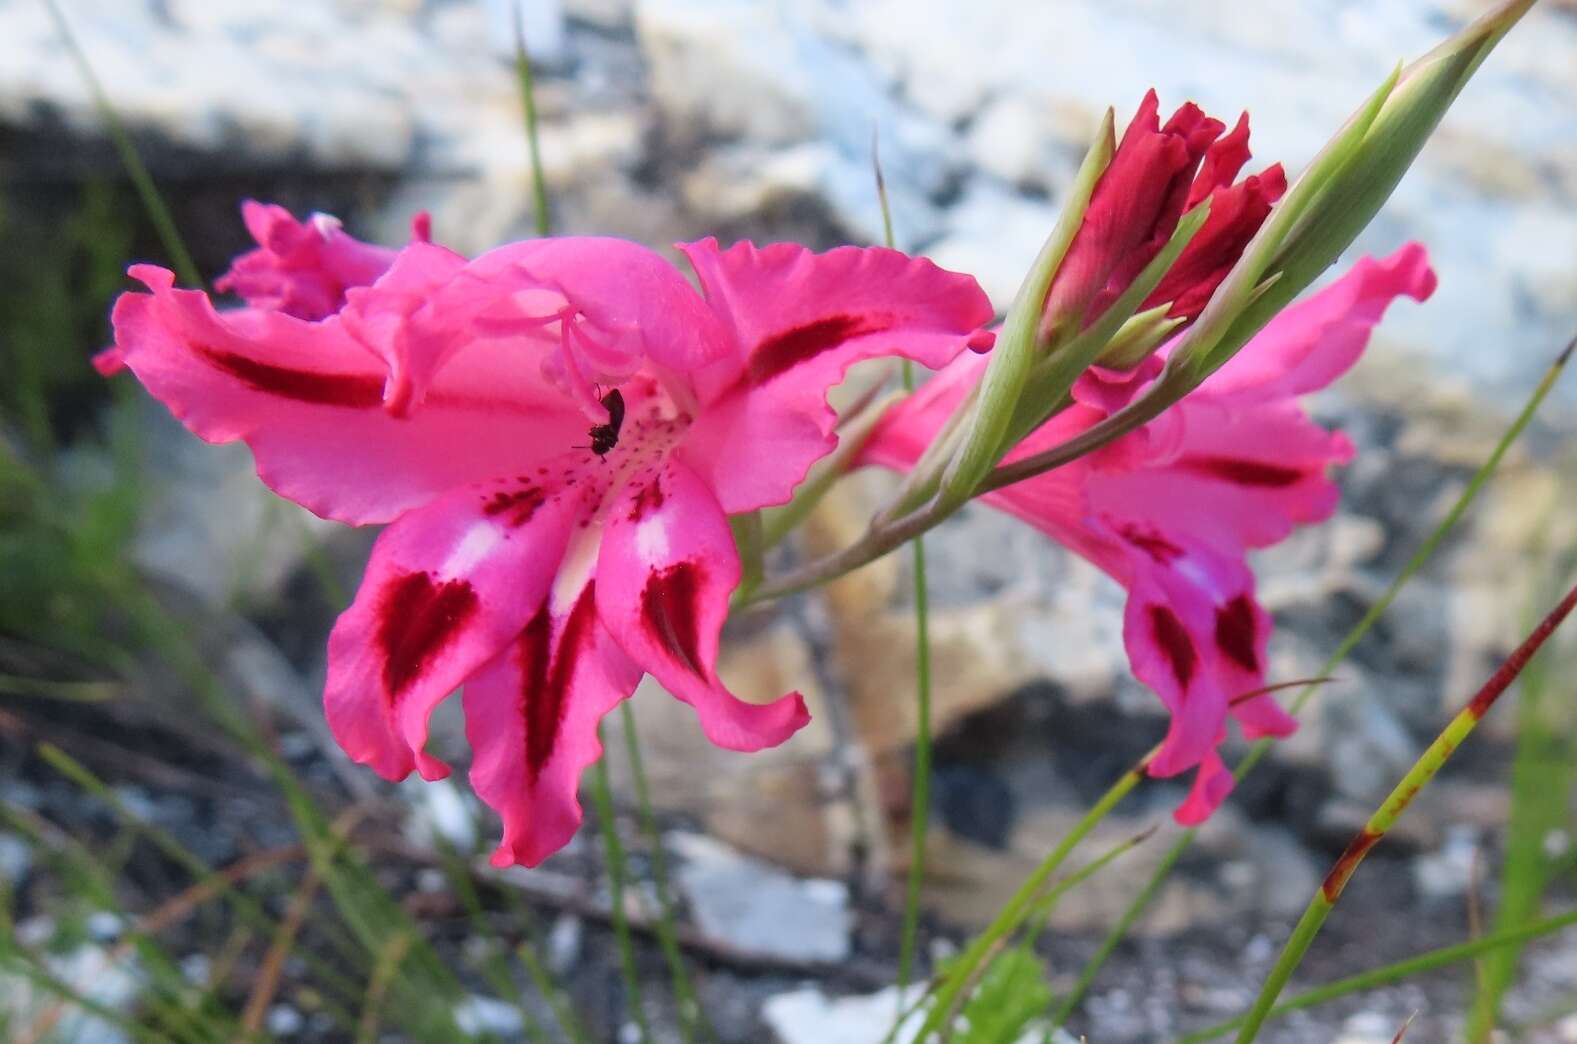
[
  {"left": 91, "top": 345, "right": 126, "bottom": 376},
  {"left": 1174, "top": 749, "right": 1234, "bottom": 825},
  {"left": 324, "top": 468, "right": 597, "bottom": 781},
  {"left": 215, "top": 200, "right": 427, "bottom": 321},
  {"left": 1205, "top": 242, "right": 1437, "bottom": 401},
  {"left": 464, "top": 573, "right": 643, "bottom": 868},
  {"left": 596, "top": 456, "right": 809, "bottom": 750},
  {"left": 677, "top": 238, "right": 993, "bottom": 513},
  {"left": 109, "top": 265, "right": 584, "bottom": 524},
  {"left": 337, "top": 242, "right": 472, "bottom": 416}
]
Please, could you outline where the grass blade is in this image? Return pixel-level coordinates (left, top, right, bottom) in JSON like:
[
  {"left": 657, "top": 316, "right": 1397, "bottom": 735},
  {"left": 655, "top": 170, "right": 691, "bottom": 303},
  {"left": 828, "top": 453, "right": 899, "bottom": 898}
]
[
  {"left": 620, "top": 702, "right": 711, "bottom": 1043},
  {"left": 512, "top": 0, "right": 552, "bottom": 239},
  {"left": 591, "top": 728, "right": 651, "bottom": 1042},
  {"left": 1050, "top": 337, "right": 1573, "bottom": 1030},
  {"left": 1177, "top": 907, "right": 1577, "bottom": 1042},
  {"left": 40, "top": 0, "right": 203, "bottom": 289},
  {"left": 1231, "top": 577, "right": 1577, "bottom": 1043},
  {"left": 873, "top": 126, "right": 939, "bottom": 1001}
]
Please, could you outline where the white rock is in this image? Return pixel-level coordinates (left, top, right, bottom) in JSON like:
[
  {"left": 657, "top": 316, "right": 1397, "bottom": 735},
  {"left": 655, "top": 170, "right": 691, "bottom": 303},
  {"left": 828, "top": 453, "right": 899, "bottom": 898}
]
[
  {"left": 0, "top": 944, "right": 142, "bottom": 1044},
  {"left": 1335, "top": 1010, "right": 1410, "bottom": 1044},
  {"left": 454, "top": 994, "right": 525, "bottom": 1037},
  {"left": 548, "top": 913, "right": 583, "bottom": 973},
  {"left": 635, "top": 0, "right": 953, "bottom": 246},
  {"left": 1412, "top": 824, "right": 1481, "bottom": 900},
  {"left": 86, "top": 911, "right": 125, "bottom": 941},
  {"left": 670, "top": 831, "right": 851, "bottom": 963},
  {"left": 761, "top": 985, "right": 928, "bottom": 1044},
  {"left": 402, "top": 777, "right": 480, "bottom": 852}
]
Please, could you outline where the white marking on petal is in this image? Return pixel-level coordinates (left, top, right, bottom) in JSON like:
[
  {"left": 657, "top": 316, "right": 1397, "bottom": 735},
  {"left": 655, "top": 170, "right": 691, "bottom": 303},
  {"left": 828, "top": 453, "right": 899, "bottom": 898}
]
[
  {"left": 635, "top": 516, "right": 670, "bottom": 566},
  {"left": 553, "top": 518, "right": 603, "bottom": 612},
  {"left": 444, "top": 522, "right": 503, "bottom": 576}
]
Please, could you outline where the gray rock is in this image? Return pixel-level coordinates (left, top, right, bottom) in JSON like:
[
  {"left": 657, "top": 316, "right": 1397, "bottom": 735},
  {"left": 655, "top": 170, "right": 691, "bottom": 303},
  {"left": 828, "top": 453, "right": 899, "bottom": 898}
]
[
  {"left": 0, "top": 832, "right": 32, "bottom": 884},
  {"left": 266, "top": 1004, "right": 306, "bottom": 1037},
  {"left": 670, "top": 831, "right": 851, "bottom": 963}
]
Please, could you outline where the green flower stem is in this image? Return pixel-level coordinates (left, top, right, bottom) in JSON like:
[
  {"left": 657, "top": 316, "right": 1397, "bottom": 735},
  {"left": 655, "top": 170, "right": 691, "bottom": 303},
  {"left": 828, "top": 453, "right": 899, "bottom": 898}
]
[
  {"left": 1232, "top": 578, "right": 1577, "bottom": 1044},
  {"left": 590, "top": 730, "right": 652, "bottom": 1043},
  {"left": 619, "top": 701, "right": 711, "bottom": 1044},
  {"left": 1049, "top": 338, "right": 1572, "bottom": 1030},
  {"left": 1177, "top": 906, "right": 1577, "bottom": 1043},
  {"left": 1019, "top": 824, "right": 1156, "bottom": 954},
  {"left": 512, "top": 1, "right": 552, "bottom": 239},
  {"left": 876, "top": 129, "right": 938, "bottom": 999},
  {"left": 901, "top": 752, "right": 1150, "bottom": 1043},
  {"left": 42, "top": 0, "right": 203, "bottom": 289},
  {"left": 1048, "top": 824, "right": 1186, "bottom": 1031},
  {"left": 896, "top": 491, "right": 934, "bottom": 994},
  {"left": 518, "top": 942, "right": 595, "bottom": 1044}
]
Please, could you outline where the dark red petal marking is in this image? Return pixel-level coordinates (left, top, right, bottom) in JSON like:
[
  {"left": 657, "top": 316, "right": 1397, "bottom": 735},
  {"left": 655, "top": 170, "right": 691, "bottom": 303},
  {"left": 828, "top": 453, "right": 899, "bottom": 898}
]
[
  {"left": 518, "top": 584, "right": 599, "bottom": 781},
  {"left": 1120, "top": 524, "right": 1184, "bottom": 565},
  {"left": 1184, "top": 455, "right": 1305, "bottom": 487},
  {"left": 1321, "top": 827, "right": 1382, "bottom": 902},
  {"left": 747, "top": 312, "right": 894, "bottom": 385},
  {"left": 1149, "top": 605, "right": 1197, "bottom": 689},
  {"left": 641, "top": 561, "right": 706, "bottom": 677},
  {"left": 376, "top": 571, "right": 480, "bottom": 703},
  {"left": 1214, "top": 594, "right": 1260, "bottom": 673},
  {"left": 196, "top": 343, "right": 384, "bottom": 408},
  {"left": 628, "top": 480, "right": 665, "bottom": 523},
  {"left": 483, "top": 486, "right": 546, "bottom": 528}
]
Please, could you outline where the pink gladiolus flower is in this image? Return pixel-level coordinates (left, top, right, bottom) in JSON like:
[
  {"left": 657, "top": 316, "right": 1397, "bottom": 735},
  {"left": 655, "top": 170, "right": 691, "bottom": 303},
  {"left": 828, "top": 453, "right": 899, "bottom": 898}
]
[
  {"left": 1042, "top": 91, "right": 1287, "bottom": 338},
  {"left": 104, "top": 213, "right": 993, "bottom": 866},
  {"left": 866, "top": 244, "right": 1437, "bottom": 824}
]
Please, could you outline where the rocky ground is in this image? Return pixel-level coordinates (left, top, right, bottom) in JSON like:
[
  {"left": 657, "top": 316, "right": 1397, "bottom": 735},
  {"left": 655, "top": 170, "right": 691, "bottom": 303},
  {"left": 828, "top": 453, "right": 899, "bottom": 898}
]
[{"left": 3, "top": 0, "right": 1577, "bottom": 1041}]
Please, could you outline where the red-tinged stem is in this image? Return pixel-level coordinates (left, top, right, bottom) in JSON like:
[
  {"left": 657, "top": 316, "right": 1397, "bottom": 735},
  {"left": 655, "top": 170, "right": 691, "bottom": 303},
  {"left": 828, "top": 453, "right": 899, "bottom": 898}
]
[{"left": 1232, "top": 578, "right": 1577, "bottom": 1043}]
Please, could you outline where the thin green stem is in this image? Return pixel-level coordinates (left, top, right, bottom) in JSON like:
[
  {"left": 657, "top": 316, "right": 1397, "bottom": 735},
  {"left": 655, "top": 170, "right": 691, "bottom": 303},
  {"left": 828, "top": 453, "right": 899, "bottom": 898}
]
[
  {"left": 1232, "top": 578, "right": 1577, "bottom": 1043},
  {"left": 1019, "top": 826, "right": 1156, "bottom": 956},
  {"left": 900, "top": 757, "right": 1148, "bottom": 1043},
  {"left": 620, "top": 701, "right": 711, "bottom": 1044},
  {"left": 896, "top": 520, "right": 933, "bottom": 994},
  {"left": 434, "top": 841, "right": 549, "bottom": 1044},
  {"left": 872, "top": 126, "right": 938, "bottom": 998},
  {"left": 591, "top": 726, "right": 651, "bottom": 1043},
  {"left": 42, "top": 0, "right": 202, "bottom": 289},
  {"left": 1178, "top": 906, "right": 1577, "bottom": 1043},
  {"left": 512, "top": 0, "right": 552, "bottom": 239},
  {"left": 1050, "top": 340, "right": 1572, "bottom": 1030},
  {"left": 519, "top": 942, "right": 595, "bottom": 1044},
  {"left": 1049, "top": 828, "right": 1185, "bottom": 1031}
]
